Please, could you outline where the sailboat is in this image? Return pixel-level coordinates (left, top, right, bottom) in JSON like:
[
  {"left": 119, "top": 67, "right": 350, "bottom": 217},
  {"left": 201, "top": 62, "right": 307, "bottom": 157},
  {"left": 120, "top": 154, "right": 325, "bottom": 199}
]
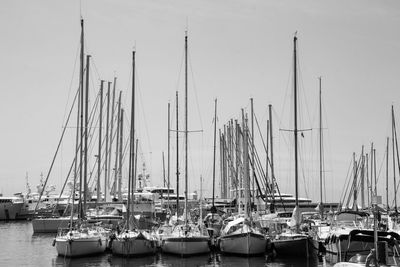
[
  {"left": 161, "top": 31, "right": 210, "bottom": 257},
  {"left": 218, "top": 112, "right": 268, "bottom": 255},
  {"left": 54, "top": 19, "right": 107, "bottom": 257},
  {"left": 271, "top": 34, "right": 318, "bottom": 259},
  {"left": 111, "top": 50, "right": 157, "bottom": 256},
  {"left": 204, "top": 99, "right": 223, "bottom": 239}
]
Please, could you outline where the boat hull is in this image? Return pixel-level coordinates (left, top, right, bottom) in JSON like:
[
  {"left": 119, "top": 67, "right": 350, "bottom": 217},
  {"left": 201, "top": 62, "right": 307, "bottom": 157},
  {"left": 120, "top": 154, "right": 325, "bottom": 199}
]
[
  {"left": 219, "top": 232, "right": 267, "bottom": 255},
  {"left": 55, "top": 236, "right": 107, "bottom": 257},
  {"left": 112, "top": 235, "right": 156, "bottom": 256},
  {"left": 0, "top": 201, "right": 23, "bottom": 220},
  {"left": 162, "top": 236, "right": 210, "bottom": 256},
  {"left": 325, "top": 237, "right": 374, "bottom": 264},
  {"left": 273, "top": 235, "right": 317, "bottom": 258}
]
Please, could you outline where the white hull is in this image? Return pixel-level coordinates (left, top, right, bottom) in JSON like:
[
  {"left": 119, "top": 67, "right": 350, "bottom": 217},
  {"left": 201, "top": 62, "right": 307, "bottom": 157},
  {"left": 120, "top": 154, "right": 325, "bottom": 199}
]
[
  {"left": 0, "top": 201, "right": 23, "bottom": 220},
  {"left": 112, "top": 231, "right": 157, "bottom": 256},
  {"left": 55, "top": 234, "right": 106, "bottom": 257},
  {"left": 32, "top": 217, "right": 75, "bottom": 233},
  {"left": 162, "top": 236, "right": 210, "bottom": 256},
  {"left": 219, "top": 232, "right": 267, "bottom": 255}
]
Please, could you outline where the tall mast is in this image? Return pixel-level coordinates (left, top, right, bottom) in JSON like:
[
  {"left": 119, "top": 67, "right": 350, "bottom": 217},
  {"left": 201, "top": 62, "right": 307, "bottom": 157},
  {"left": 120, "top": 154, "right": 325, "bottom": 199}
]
[
  {"left": 71, "top": 19, "right": 84, "bottom": 226},
  {"left": 104, "top": 81, "right": 111, "bottom": 202},
  {"left": 361, "top": 147, "right": 365, "bottom": 209},
  {"left": 250, "top": 98, "right": 255, "bottom": 206},
  {"left": 386, "top": 137, "right": 389, "bottom": 212},
  {"left": 370, "top": 143, "right": 374, "bottom": 207},
  {"left": 392, "top": 106, "right": 398, "bottom": 213},
  {"left": 184, "top": 31, "right": 188, "bottom": 224},
  {"left": 113, "top": 91, "right": 122, "bottom": 199},
  {"left": 242, "top": 112, "right": 250, "bottom": 218},
  {"left": 79, "top": 18, "right": 85, "bottom": 219},
  {"left": 109, "top": 78, "right": 117, "bottom": 197},
  {"left": 319, "top": 77, "right": 323, "bottom": 207},
  {"left": 167, "top": 102, "right": 171, "bottom": 211},
  {"left": 175, "top": 91, "right": 179, "bottom": 217},
  {"left": 84, "top": 54, "right": 90, "bottom": 214},
  {"left": 374, "top": 148, "right": 377, "bottom": 196},
  {"left": 131, "top": 50, "right": 136, "bottom": 224},
  {"left": 266, "top": 119, "right": 269, "bottom": 205},
  {"left": 126, "top": 50, "right": 136, "bottom": 230},
  {"left": 293, "top": 35, "right": 299, "bottom": 208},
  {"left": 97, "top": 81, "right": 103, "bottom": 204},
  {"left": 212, "top": 99, "right": 217, "bottom": 212},
  {"left": 268, "top": 104, "right": 275, "bottom": 213},
  {"left": 118, "top": 109, "right": 124, "bottom": 201},
  {"left": 353, "top": 152, "right": 358, "bottom": 211}
]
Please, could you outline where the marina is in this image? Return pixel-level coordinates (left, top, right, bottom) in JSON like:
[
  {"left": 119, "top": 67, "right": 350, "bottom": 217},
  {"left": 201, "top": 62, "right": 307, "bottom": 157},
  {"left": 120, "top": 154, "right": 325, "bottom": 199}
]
[{"left": 1, "top": 0, "right": 400, "bottom": 266}]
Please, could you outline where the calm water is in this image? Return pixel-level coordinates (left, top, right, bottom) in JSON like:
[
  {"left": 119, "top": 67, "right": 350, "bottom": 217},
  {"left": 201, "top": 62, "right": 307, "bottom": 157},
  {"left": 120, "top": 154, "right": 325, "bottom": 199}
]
[{"left": 0, "top": 221, "right": 333, "bottom": 267}]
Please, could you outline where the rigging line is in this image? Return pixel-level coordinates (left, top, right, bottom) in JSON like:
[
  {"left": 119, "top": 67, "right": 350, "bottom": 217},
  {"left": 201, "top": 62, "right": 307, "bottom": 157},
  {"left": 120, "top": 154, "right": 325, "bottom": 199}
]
[
  {"left": 375, "top": 147, "right": 386, "bottom": 185},
  {"left": 296, "top": 55, "right": 314, "bottom": 134},
  {"left": 135, "top": 66, "right": 152, "bottom": 163},
  {"left": 175, "top": 45, "right": 185, "bottom": 92},
  {"left": 188, "top": 52, "right": 204, "bottom": 130},
  {"left": 33, "top": 85, "right": 80, "bottom": 214},
  {"left": 82, "top": 93, "right": 103, "bottom": 188},
  {"left": 62, "top": 40, "right": 81, "bottom": 124},
  {"left": 279, "top": 50, "right": 294, "bottom": 133},
  {"left": 89, "top": 57, "right": 102, "bottom": 85},
  {"left": 339, "top": 157, "right": 354, "bottom": 208},
  {"left": 254, "top": 113, "right": 271, "bottom": 164}
]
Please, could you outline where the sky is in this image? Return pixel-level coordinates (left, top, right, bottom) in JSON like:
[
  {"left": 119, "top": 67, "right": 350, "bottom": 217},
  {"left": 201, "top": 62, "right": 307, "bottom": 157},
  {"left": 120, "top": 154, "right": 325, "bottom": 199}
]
[{"left": 0, "top": 0, "right": 399, "bottom": 204}]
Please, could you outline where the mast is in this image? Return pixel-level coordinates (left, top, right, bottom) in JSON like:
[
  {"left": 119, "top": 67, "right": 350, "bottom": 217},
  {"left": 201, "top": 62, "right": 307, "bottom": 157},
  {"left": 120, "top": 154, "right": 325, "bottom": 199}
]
[
  {"left": 167, "top": 102, "right": 171, "bottom": 211},
  {"left": 250, "top": 98, "right": 255, "bottom": 206},
  {"left": 113, "top": 91, "right": 122, "bottom": 199},
  {"left": 118, "top": 109, "right": 124, "bottom": 201},
  {"left": 243, "top": 113, "right": 250, "bottom": 218},
  {"left": 392, "top": 106, "right": 398, "bottom": 213},
  {"left": 319, "top": 77, "right": 323, "bottom": 207},
  {"left": 353, "top": 152, "right": 358, "bottom": 211},
  {"left": 361, "top": 147, "right": 365, "bottom": 209},
  {"left": 97, "top": 81, "right": 103, "bottom": 204},
  {"left": 374, "top": 148, "right": 377, "bottom": 196},
  {"left": 71, "top": 19, "right": 84, "bottom": 226},
  {"left": 78, "top": 18, "right": 85, "bottom": 219},
  {"left": 268, "top": 104, "right": 275, "bottom": 213},
  {"left": 127, "top": 50, "right": 136, "bottom": 230},
  {"left": 212, "top": 99, "right": 217, "bottom": 212},
  {"left": 104, "top": 81, "right": 111, "bottom": 202},
  {"left": 131, "top": 50, "right": 136, "bottom": 225},
  {"left": 175, "top": 91, "right": 179, "bottom": 217},
  {"left": 293, "top": 35, "right": 299, "bottom": 208},
  {"left": 83, "top": 54, "right": 90, "bottom": 215},
  {"left": 386, "top": 137, "right": 389, "bottom": 213},
  {"left": 108, "top": 77, "right": 116, "bottom": 197},
  {"left": 184, "top": 31, "right": 188, "bottom": 224},
  {"left": 266, "top": 119, "right": 269, "bottom": 207}
]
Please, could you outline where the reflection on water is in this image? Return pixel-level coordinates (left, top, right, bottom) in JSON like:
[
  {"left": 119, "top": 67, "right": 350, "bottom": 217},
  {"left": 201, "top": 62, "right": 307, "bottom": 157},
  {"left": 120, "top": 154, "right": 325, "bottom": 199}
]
[{"left": 0, "top": 221, "right": 330, "bottom": 267}]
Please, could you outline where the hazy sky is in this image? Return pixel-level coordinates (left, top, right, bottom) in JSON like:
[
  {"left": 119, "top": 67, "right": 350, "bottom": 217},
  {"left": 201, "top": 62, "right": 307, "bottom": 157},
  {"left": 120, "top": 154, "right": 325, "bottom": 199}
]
[{"left": 0, "top": 0, "right": 399, "bottom": 204}]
